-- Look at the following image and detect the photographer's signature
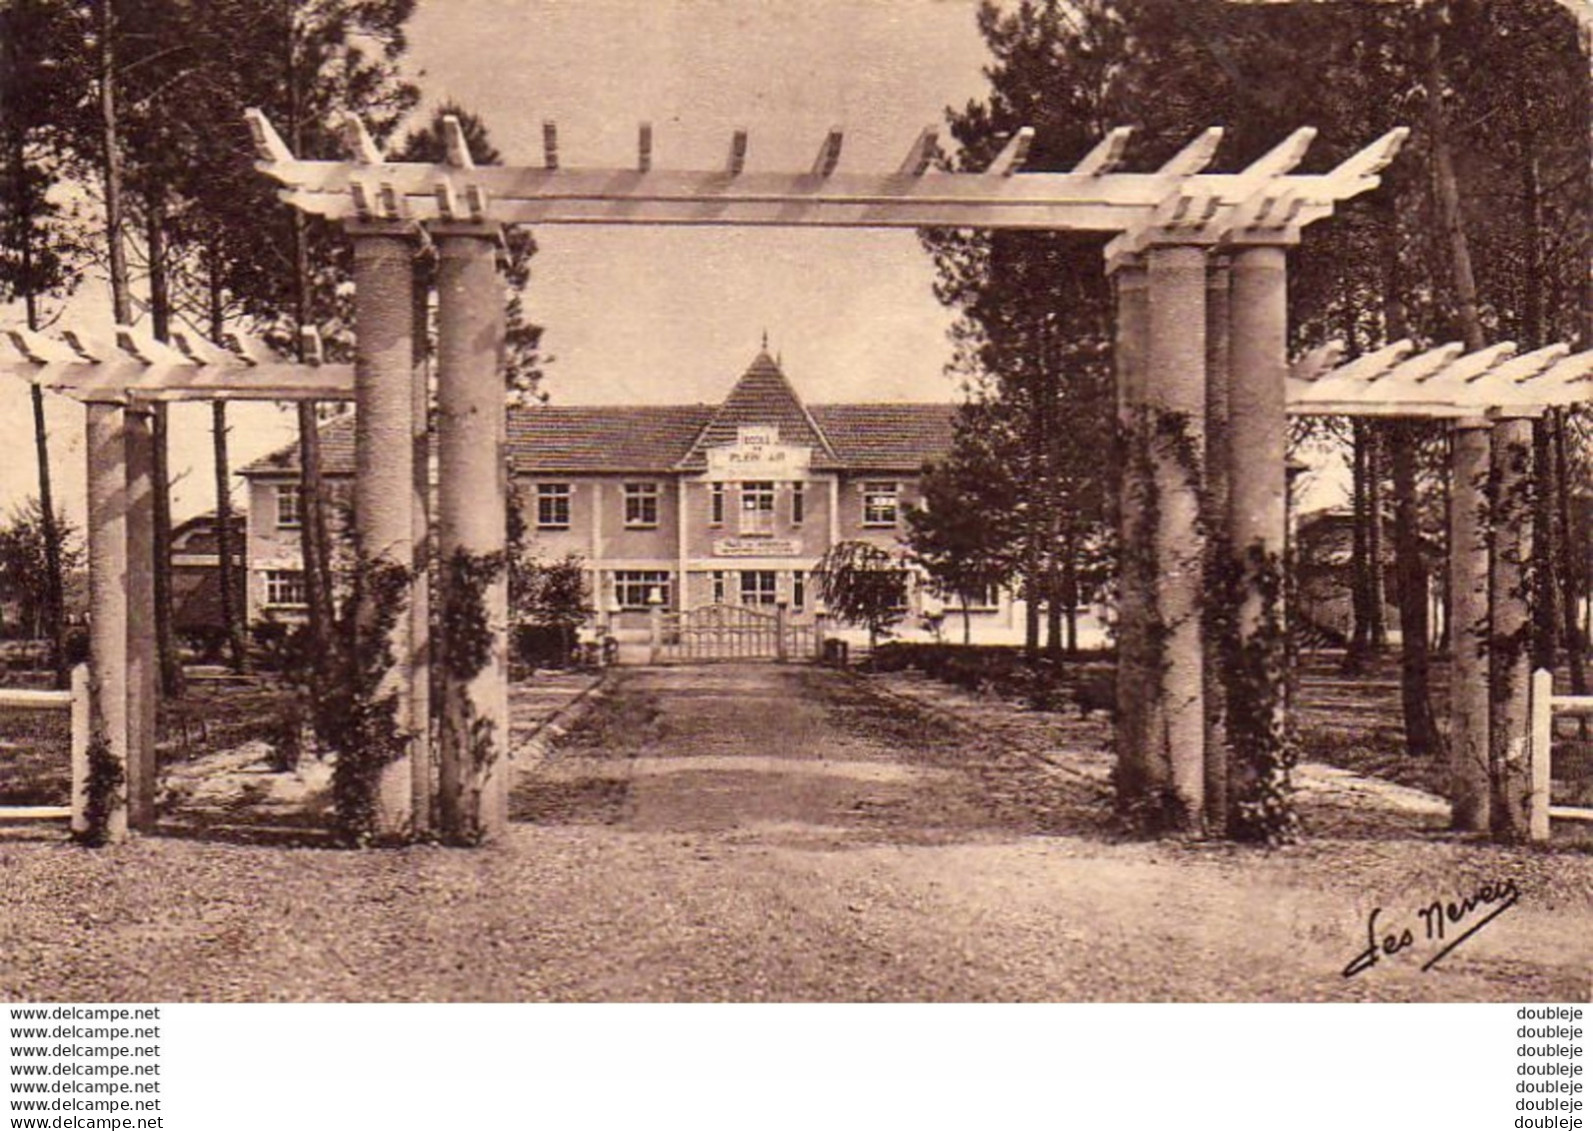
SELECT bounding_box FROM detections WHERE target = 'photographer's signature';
[1342,878,1520,977]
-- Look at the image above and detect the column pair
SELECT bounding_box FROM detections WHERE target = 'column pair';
[351,222,508,844]
[1113,243,1290,837]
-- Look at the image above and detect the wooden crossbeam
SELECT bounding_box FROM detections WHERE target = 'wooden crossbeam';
[1159,128,1225,176]
[342,117,384,165]
[1073,127,1133,176]
[812,128,844,178]
[898,127,938,177]
[442,116,474,169]
[251,112,1405,235]
[986,127,1034,177]
[1287,339,1593,418]
[0,326,354,403]
[542,120,559,171]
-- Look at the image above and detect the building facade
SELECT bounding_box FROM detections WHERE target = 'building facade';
[240,350,1047,643]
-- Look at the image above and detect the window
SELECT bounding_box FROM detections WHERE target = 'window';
[712,570,727,604]
[613,571,671,610]
[710,483,725,526]
[792,570,806,611]
[791,482,805,525]
[536,483,571,529]
[264,569,308,608]
[948,583,1001,611]
[740,481,775,536]
[862,481,900,527]
[624,482,660,528]
[739,570,778,606]
[275,484,302,529]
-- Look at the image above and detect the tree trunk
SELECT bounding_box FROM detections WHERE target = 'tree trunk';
[207,251,247,672]
[284,7,336,697]
[1391,421,1442,758]
[98,0,131,327]
[1366,425,1387,652]
[1344,420,1373,675]
[146,190,182,698]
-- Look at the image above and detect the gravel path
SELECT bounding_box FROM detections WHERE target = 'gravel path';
[2,663,1590,1002]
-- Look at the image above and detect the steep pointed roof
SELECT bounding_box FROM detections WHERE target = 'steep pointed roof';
[676,350,839,469]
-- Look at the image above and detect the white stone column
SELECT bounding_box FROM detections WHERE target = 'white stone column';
[352,228,417,840]
[84,401,129,842]
[1223,244,1291,837]
[1142,243,1208,831]
[434,227,509,844]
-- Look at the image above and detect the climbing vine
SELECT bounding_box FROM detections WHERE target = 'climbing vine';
[440,547,506,846]
[74,731,123,847]
[1112,406,1211,835]
[1213,542,1300,845]
[319,553,412,846]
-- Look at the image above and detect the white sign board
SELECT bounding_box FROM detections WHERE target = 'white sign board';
[705,427,812,481]
[713,537,804,558]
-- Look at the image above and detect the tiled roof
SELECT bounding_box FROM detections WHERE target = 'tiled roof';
[510,405,714,472]
[239,412,356,477]
[677,351,839,468]
[810,404,955,470]
[241,353,957,478]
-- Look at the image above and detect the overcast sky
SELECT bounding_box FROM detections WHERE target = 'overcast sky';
[0,0,992,527]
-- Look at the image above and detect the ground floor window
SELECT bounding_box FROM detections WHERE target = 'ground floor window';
[950,583,1002,611]
[712,570,727,603]
[263,569,308,608]
[792,570,806,611]
[739,570,778,606]
[614,570,671,610]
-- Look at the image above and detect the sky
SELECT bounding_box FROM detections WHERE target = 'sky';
[0,0,994,529]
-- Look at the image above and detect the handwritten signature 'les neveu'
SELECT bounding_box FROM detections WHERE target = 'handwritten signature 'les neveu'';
[1342,879,1521,978]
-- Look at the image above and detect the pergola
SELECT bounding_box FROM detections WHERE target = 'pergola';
[5,114,1416,843]
[1288,339,1593,838]
[0,324,353,841]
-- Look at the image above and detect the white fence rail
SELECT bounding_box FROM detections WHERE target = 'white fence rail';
[1529,667,1593,841]
[0,664,89,831]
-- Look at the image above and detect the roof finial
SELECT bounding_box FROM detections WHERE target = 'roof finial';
[761,328,769,352]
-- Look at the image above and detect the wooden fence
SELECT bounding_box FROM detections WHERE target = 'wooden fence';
[1529,667,1593,841]
[0,664,89,832]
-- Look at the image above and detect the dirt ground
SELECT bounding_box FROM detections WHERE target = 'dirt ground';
[2,662,1590,1002]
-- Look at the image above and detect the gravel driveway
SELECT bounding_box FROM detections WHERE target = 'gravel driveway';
[2,663,1590,1001]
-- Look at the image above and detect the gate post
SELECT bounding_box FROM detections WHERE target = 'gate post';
[776,601,789,662]
[1529,667,1553,842]
[351,227,418,839]
[1448,418,1492,831]
[434,225,509,844]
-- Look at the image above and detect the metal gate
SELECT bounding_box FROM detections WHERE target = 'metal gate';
[650,603,819,663]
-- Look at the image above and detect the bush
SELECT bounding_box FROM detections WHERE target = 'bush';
[863,642,1115,716]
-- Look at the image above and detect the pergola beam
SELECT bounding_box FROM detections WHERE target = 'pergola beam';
[250,112,1401,234]
[1286,340,1593,418]
[0,327,355,403]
